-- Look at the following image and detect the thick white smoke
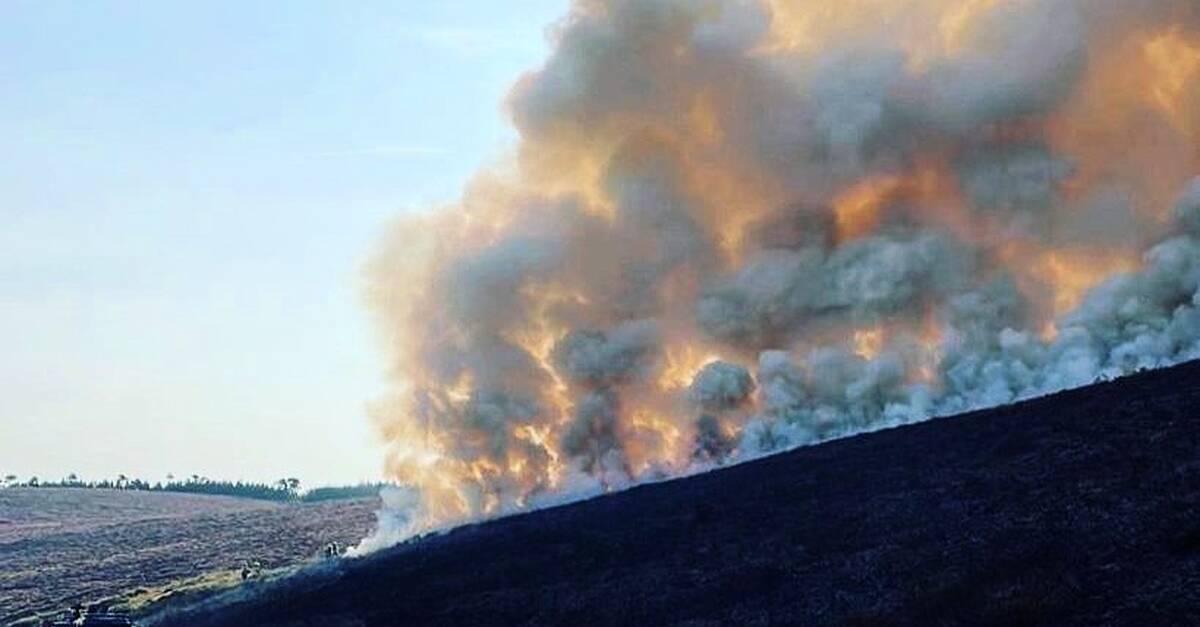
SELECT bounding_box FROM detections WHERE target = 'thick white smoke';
[357,0,1200,551]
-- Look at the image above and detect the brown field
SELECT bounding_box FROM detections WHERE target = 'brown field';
[0,488,377,624]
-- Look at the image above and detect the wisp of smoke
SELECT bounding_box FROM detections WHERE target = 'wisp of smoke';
[354,0,1200,552]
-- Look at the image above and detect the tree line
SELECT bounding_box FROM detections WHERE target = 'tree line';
[0,473,391,503]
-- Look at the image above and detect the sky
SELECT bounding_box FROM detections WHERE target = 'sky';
[0,0,569,487]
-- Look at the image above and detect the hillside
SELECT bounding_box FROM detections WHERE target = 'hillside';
[0,489,376,624]
[155,361,1200,626]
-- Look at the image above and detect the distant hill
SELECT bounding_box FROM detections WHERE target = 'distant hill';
[152,360,1200,626]
[0,488,377,624]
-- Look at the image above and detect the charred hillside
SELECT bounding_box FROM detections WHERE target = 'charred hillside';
[158,361,1200,626]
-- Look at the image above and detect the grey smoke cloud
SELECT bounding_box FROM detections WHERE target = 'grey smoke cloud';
[554,320,661,387]
[358,0,1200,550]
[697,231,972,347]
[689,361,755,411]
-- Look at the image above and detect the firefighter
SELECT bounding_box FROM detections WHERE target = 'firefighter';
[323,541,341,558]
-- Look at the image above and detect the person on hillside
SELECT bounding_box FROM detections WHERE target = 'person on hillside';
[322,542,340,559]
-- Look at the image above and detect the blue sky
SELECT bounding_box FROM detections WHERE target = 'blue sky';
[0,0,569,486]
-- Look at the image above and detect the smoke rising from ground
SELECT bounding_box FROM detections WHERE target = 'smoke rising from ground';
[357,0,1200,550]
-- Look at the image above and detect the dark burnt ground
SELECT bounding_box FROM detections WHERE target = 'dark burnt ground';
[158,361,1200,627]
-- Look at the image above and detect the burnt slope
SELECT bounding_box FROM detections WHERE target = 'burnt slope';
[158,361,1200,626]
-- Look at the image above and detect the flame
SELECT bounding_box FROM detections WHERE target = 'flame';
[763,0,1007,65]
[515,122,619,222]
[446,373,474,404]
[515,424,562,487]
[833,176,902,243]
[1143,28,1200,135]
[913,310,944,384]
[1036,250,1138,316]
[998,243,1141,340]
[935,0,1002,54]
[853,326,886,360]
[763,1,919,55]
[658,344,722,391]
[1048,23,1199,222]
[506,283,588,387]
[625,409,687,475]
[687,90,724,146]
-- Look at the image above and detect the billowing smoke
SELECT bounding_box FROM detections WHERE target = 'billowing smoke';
[357,0,1200,550]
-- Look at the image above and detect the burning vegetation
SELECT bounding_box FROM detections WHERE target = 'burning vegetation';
[358,0,1200,550]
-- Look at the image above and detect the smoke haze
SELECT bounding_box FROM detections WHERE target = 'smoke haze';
[356,0,1200,551]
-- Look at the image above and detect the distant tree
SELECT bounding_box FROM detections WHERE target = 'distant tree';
[301,483,395,502]
[0,470,320,501]
[155,477,296,501]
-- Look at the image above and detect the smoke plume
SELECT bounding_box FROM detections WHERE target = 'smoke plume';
[356,0,1200,551]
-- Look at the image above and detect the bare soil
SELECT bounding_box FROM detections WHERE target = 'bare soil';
[0,488,376,624]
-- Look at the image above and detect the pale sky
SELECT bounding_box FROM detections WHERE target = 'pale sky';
[0,1,569,487]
